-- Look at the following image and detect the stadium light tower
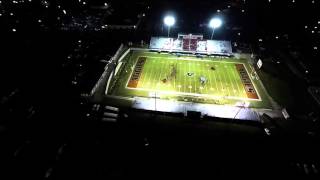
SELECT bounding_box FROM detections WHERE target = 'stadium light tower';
[164,15,175,37]
[209,18,222,39]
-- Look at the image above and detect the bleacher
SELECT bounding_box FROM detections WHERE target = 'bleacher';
[190,39,197,51]
[172,39,182,50]
[197,40,207,52]
[149,37,174,50]
[207,40,232,55]
[182,39,190,51]
[149,34,232,56]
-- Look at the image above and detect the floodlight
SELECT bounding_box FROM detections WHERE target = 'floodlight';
[209,18,223,39]
[164,16,175,26]
[164,15,176,37]
[209,18,222,29]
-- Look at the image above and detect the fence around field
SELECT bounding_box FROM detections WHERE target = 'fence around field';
[90,44,128,99]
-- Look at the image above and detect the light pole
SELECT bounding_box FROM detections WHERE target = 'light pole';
[164,16,175,37]
[209,18,222,40]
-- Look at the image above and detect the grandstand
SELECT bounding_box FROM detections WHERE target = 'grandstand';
[149,33,232,56]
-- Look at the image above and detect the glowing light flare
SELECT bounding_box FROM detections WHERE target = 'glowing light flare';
[209,18,222,29]
[164,16,175,27]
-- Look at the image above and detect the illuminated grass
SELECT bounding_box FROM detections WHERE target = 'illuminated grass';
[110,51,272,109]
[127,57,253,100]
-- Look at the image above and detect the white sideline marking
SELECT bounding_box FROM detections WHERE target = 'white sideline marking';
[126,86,261,101]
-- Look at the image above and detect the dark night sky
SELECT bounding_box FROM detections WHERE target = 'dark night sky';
[0,1,320,179]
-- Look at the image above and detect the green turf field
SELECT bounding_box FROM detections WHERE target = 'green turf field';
[128,56,256,100]
[109,51,272,109]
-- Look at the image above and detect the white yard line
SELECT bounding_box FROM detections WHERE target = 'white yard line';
[221,65,232,96]
[150,60,157,90]
[230,65,245,97]
[204,64,210,93]
[165,61,171,91]
[145,61,152,89]
[201,63,212,95]
[215,64,224,94]
[193,62,197,94]
[225,64,236,97]
[206,64,213,92]
[173,61,176,90]
[211,63,219,92]
[188,63,191,93]
[141,58,150,88]
[156,59,164,88]
[183,61,186,93]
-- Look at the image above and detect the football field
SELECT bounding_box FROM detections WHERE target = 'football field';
[125,55,260,101]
